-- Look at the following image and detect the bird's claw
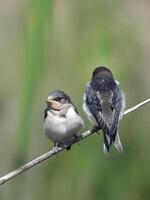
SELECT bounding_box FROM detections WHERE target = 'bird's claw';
[91,125,101,133]
[55,143,71,151]
[74,135,81,145]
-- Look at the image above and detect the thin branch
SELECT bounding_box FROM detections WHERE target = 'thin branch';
[0,98,150,185]
[124,98,150,116]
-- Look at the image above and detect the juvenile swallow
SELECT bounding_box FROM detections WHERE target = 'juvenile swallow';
[44,90,84,149]
[83,66,125,153]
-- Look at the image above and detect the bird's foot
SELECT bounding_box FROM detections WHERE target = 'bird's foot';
[55,142,71,151]
[91,125,101,134]
[74,135,81,145]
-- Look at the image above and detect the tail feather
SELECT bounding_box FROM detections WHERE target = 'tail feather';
[109,132,116,146]
[103,143,110,155]
[103,132,123,154]
[103,133,110,153]
[114,131,123,153]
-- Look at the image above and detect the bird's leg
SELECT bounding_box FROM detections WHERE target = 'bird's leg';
[91,125,101,135]
[74,134,81,145]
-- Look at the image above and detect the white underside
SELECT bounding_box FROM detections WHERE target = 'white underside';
[44,107,84,144]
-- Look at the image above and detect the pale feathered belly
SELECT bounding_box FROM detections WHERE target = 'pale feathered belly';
[44,115,83,143]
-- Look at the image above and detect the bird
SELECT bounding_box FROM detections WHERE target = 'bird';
[83,66,125,154]
[44,90,84,149]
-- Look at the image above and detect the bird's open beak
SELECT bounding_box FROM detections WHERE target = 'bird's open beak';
[46,99,61,111]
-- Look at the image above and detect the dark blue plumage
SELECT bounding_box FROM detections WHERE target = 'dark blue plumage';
[83,66,125,153]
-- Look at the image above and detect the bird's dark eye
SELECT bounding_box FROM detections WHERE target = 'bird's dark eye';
[54,97,62,102]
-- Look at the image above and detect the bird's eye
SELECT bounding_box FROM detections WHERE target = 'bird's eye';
[54,97,62,102]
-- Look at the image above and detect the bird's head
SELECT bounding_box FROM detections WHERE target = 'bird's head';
[92,66,113,80]
[46,90,71,111]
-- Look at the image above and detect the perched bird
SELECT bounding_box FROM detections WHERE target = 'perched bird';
[83,66,125,154]
[44,90,84,149]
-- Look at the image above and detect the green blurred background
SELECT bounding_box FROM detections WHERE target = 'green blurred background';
[0,0,150,199]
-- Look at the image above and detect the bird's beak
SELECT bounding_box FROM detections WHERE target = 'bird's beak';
[46,99,61,111]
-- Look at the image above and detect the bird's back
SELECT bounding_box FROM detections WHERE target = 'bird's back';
[91,76,116,126]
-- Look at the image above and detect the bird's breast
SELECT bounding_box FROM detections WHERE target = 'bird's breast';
[44,109,83,143]
[44,114,67,140]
